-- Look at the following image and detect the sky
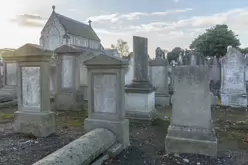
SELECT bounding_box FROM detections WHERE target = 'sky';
[1,0,248,57]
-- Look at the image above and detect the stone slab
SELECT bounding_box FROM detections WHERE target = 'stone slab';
[84,118,130,149]
[165,125,218,157]
[56,91,84,111]
[14,111,55,137]
[33,128,116,165]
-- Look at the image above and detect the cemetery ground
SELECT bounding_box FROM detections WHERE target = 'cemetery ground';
[0,105,248,165]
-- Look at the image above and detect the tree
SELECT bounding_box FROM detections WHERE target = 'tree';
[240,47,248,54]
[111,39,130,57]
[190,24,240,57]
[166,47,183,63]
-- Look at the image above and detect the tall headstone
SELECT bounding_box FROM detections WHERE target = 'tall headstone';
[245,54,248,93]
[209,56,221,96]
[220,47,247,107]
[13,44,55,137]
[150,56,170,106]
[54,45,84,111]
[182,52,205,65]
[125,36,155,120]
[165,64,218,157]
[84,54,130,149]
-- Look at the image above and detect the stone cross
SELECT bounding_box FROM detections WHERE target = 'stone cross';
[84,54,130,149]
[13,43,55,137]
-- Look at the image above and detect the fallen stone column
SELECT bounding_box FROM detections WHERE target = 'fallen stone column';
[33,128,116,165]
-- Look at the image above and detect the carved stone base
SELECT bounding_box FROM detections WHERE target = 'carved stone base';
[125,90,155,120]
[165,125,218,157]
[221,93,247,107]
[14,111,55,137]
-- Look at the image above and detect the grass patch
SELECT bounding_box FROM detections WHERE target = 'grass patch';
[0,112,14,120]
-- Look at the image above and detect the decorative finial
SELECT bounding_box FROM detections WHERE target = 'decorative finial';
[88,20,92,27]
[52,5,55,12]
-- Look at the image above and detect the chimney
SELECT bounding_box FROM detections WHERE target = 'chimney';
[88,20,92,28]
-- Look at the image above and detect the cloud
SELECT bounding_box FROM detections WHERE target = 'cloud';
[173,0,180,3]
[10,14,46,28]
[87,8,192,22]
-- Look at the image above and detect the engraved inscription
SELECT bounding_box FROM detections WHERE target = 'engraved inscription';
[22,67,40,109]
[93,74,117,113]
[61,56,73,88]
[6,63,17,86]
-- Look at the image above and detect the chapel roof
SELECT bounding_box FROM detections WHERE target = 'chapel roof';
[45,6,101,42]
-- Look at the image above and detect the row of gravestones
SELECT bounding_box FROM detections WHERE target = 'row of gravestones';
[152,46,248,108]
[6,39,218,159]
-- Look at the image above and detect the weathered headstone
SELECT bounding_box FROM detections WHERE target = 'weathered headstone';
[123,53,134,85]
[165,65,218,157]
[182,51,205,65]
[13,43,55,137]
[1,51,18,97]
[125,36,155,120]
[150,57,170,106]
[84,54,130,149]
[54,45,84,111]
[209,56,221,96]
[220,47,247,107]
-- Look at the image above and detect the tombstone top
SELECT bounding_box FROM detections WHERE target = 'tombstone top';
[1,50,15,58]
[55,44,104,55]
[84,54,128,68]
[149,57,169,66]
[183,51,205,65]
[220,47,245,65]
[209,56,220,66]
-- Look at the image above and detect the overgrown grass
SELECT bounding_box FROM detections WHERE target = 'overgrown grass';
[0,112,14,120]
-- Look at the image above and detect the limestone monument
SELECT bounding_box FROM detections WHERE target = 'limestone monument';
[209,56,221,96]
[149,55,170,107]
[13,43,55,137]
[84,54,130,149]
[125,36,155,120]
[54,45,84,111]
[220,46,247,107]
[165,54,218,157]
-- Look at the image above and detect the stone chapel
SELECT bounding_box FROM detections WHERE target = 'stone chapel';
[39,6,103,51]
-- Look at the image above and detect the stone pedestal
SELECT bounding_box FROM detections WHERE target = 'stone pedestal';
[150,57,170,107]
[165,65,218,157]
[13,43,55,137]
[55,45,84,111]
[84,54,130,149]
[125,36,155,120]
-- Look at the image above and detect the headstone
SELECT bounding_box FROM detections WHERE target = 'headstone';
[123,53,134,85]
[220,47,247,107]
[209,56,221,96]
[155,47,164,59]
[84,54,130,149]
[1,51,18,98]
[245,54,248,93]
[54,45,84,111]
[165,65,218,157]
[125,36,155,120]
[150,57,170,106]
[182,51,205,65]
[13,43,55,137]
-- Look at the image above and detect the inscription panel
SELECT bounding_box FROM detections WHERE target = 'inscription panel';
[93,74,117,113]
[61,56,73,88]
[6,63,17,86]
[22,67,40,109]
[222,57,246,93]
